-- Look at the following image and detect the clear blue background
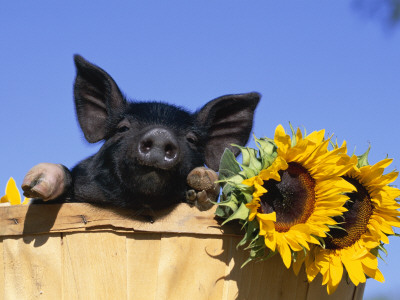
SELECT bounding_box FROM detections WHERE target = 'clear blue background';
[1,1,399,299]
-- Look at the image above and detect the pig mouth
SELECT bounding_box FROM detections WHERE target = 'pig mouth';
[136,158,178,171]
[132,165,180,188]
[140,168,165,180]
[120,160,187,197]
[135,165,176,175]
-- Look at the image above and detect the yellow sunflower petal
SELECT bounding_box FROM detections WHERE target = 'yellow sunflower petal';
[327,280,340,295]
[362,265,384,283]
[295,128,303,144]
[275,125,293,155]
[264,233,277,251]
[293,251,306,275]
[306,263,320,282]
[258,217,275,235]
[371,158,393,170]
[4,177,22,205]
[304,249,321,282]
[326,256,344,295]
[257,211,277,222]
[246,201,260,221]
[341,254,366,286]
[276,234,292,268]
[359,253,378,270]
[305,129,325,144]
[284,232,307,251]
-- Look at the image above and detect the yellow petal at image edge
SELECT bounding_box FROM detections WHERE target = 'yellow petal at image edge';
[3,177,22,205]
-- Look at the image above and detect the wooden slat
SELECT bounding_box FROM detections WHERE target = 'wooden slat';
[126,233,162,300]
[256,255,309,300]
[2,234,62,299]
[62,231,127,300]
[155,233,229,300]
[0,238,4,300]
[0,203,240,237]
[221,237,240,300]
[225,248,309,300]
[353,282,366,300]
[294,266,311,300]
[221,237,257,298]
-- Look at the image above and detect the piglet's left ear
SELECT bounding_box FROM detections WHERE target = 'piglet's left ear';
[195,92,260,171]
[74,55,126,143]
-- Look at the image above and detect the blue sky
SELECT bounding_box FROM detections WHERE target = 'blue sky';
[1,1,399,299]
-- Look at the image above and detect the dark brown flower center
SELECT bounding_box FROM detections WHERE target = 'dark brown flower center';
[258,162,316,232]
[325,176,373,250]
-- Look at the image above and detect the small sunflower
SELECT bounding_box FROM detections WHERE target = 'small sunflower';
[242,125,356,268]
[296,152,400,294]
[1,177,29,205]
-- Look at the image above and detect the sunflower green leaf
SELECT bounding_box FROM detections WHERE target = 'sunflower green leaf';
[357,146,370,168]
[218,148,241,180]
[221,202,249,226]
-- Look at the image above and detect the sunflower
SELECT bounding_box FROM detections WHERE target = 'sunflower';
[297,155,400,294]
[242,125,356,268]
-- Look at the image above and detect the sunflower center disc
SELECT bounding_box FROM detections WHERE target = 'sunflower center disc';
[325,176,373,250]
[259,162,316,232]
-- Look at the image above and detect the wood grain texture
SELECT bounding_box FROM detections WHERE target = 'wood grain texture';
[0,203,239,237]
[155,233,229,300]
[2,234,62,299]
[126,233,161,300]
[223,245,309,300]
[353,282,366,300]
[62,231,127,300]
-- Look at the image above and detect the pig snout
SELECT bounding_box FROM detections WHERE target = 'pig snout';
[137,128,180,170]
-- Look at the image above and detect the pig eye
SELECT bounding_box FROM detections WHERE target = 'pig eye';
[186,133,198,145]
[117,119,131,133]
[118,126,130,133]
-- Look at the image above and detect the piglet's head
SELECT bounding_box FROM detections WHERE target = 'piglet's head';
[73,55,260,208]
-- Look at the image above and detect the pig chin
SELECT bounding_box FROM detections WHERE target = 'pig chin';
[129,166,180,197]
[137,171,169,195]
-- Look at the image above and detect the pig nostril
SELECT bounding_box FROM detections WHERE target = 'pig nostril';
[140,140,153,153]
[164,144,177,160]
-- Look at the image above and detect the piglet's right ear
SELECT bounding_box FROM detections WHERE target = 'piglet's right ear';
[196,92,260,171]
[74,55,126,143]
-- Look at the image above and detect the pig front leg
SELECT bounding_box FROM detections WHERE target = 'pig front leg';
[22,163,72,201]
[186,167,220,211]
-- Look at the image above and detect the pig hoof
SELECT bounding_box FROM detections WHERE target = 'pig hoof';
[186,189,197,203]
[187,167,218,191]
[21,163,70,201]
[195,190,214,211]
[186,167,220,211]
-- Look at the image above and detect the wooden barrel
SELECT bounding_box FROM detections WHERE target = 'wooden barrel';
[0,203,364,299]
